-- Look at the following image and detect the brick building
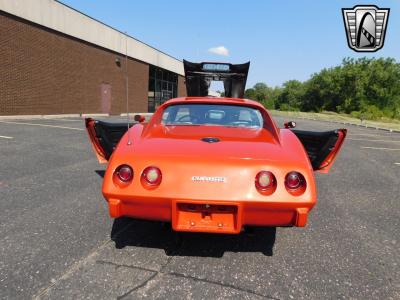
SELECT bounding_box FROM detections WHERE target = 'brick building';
[0,0,186,116]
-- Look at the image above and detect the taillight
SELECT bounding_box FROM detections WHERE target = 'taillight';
[285,171,306,195]
[115,165,133,182]
[142,166,162,186]
[255,171,276,195]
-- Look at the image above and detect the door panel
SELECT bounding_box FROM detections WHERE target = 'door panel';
[292,129,347,173]
[100,83,111,114]
[85,118,131,163]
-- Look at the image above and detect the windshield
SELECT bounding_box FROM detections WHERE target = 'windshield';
[161,104,263,128]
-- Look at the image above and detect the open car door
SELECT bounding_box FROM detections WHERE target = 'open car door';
[292,129,347,173]
[85,118,130,164]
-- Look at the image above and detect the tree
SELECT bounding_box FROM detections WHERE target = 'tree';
[244,57,400,120]
[276,80,304,111]
[244,83,278,109]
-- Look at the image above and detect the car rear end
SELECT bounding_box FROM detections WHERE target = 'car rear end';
[103,130,316,234]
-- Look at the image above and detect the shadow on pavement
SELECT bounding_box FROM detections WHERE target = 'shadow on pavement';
[111,217,276,257]
[95,170,105,178]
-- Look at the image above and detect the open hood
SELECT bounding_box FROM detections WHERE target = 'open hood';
[183,60,250,98]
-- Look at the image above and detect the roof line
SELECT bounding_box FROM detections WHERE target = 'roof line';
[55,0,181,63]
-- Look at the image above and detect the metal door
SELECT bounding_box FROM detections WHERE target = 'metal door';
[100,83,111,114]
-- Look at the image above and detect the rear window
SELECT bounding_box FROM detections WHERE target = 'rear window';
[161,104,263,128]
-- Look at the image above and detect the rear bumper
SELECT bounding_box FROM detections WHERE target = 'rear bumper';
[107,198,315,234]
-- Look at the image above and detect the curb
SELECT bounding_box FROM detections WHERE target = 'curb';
[81,113,109,117]
[0,113,152,120]
[0,114,82,120]
[120,113,153,117]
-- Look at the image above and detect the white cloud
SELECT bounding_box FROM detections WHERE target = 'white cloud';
[208,46,229,56]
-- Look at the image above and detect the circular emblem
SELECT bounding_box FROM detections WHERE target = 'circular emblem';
[201,137,220,143]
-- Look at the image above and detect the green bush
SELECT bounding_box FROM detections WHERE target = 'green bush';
[279,103,291,111]
[262,98,275,109]
[350,111,361,119]
[360,105,384,120]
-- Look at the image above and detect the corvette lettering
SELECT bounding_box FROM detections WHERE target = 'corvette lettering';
[191,176,227,183]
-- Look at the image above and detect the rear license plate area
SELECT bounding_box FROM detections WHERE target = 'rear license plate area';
[173,202,240,233]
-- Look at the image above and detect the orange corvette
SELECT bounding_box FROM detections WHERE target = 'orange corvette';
[85,61,346,234]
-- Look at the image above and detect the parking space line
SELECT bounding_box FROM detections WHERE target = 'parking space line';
[32,220,136,299]
[0,135,13,139]
[395,163,400,165]
[348,138,400,143]
[361,146,400,151]
[0,121,84,131]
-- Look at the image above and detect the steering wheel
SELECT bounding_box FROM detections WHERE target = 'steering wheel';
[176,114,199,123]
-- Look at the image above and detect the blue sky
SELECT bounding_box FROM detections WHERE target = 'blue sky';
[60,0,400,88]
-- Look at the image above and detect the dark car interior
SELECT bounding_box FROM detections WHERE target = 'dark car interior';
[162,104,263,128]
[292,129,346,170]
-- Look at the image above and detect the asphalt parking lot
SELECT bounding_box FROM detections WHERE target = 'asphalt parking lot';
[0,115,399,299]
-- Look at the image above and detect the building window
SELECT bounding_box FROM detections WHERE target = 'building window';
[148,65,178,112]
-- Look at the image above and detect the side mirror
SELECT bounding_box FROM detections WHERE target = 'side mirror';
[284,121,296,129]
[134,114,145,123]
